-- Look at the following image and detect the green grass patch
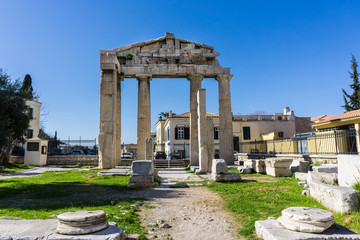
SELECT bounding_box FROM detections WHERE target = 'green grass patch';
[228,167,240,173]
[207,174,360,239]
[2,163,36,173]
[0,170,147,235]
[183,166,194,173]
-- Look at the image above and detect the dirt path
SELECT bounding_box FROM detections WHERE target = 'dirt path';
[135,169,242,240]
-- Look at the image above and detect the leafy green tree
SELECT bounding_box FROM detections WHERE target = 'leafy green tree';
[342,55,360,111]
[20,74,33,99]
[0,69,31,165]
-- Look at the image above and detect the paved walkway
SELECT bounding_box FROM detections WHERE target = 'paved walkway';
[0,166,72,180]
[155,168,210,188]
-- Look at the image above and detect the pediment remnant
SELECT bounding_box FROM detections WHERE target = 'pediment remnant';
[100,32,230,78]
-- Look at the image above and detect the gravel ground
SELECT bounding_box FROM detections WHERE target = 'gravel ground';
[138,186,241,240]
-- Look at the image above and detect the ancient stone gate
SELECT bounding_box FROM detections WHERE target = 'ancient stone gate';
[99,33,234,169]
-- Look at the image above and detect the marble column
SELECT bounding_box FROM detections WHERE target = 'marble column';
[207,117,214,171]
[115,76,123,166]
[197,88,209,173]
[216,74,234,164]
[145,137,154,160]
[98,69,118,169]
[188,74,203,166]
[137,74,152,160]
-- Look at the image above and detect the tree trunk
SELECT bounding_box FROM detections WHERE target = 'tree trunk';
[0,145,14,166]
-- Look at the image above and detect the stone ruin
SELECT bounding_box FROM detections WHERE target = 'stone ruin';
[300,164,360,214]
[212,159,241,182]
[256,207,360,240]
[0,210,127,240]
[98,32,234,169]
[128,160,158,188]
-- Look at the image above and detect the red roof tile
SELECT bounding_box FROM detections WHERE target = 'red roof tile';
[313,109,360,125]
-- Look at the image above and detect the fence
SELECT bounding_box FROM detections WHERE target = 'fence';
[58,138,97,148]
[239,129,359,155]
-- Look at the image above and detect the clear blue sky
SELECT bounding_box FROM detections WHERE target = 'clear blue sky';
[1,0,360,143]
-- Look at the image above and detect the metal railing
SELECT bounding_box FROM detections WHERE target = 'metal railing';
[239,129,359,155]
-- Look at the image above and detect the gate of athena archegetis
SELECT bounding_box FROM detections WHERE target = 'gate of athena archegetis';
[98,32,234,169]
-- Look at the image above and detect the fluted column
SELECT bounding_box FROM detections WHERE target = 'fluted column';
[188,74,204,166]
[137,74,152,160]
[216,74,234,164]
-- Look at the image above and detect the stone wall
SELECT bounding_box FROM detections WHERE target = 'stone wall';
[10,155,138,166]
[237,153,337,164]
[47,156,99,165]
[9,156,24,164]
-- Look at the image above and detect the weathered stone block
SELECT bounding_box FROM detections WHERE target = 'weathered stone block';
[0,219,127,240]
[309,180,360,213]
[241,168,252,174]
[131,160,153,175]
[265,158,292,177]
[278,207,334,233]
[266,167,292,177]
[295,172,308,181]
[212,172,241,182]
[56,211,108,235]
[265,158,293,168]
[243,159,255,169]
[127,182,158,188]
[307,171,338,185]
[255,219,360,240]
[255,159,266,173]
[291,160,310,173]
[211,159,228,174]
[313,164,338,173]
[129,175,154,183]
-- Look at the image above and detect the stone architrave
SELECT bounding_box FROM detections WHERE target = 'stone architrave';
[145,137,154,160]
[188,74,203,166]
[207,118,214,171]
[216,74,234,165]
[98,52,120,169]
[137,74,152,160]
[197,89,209,173]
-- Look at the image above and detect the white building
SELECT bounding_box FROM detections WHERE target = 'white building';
[25,97,42,139]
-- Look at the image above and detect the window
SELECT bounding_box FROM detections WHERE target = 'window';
[243,127,251,140]
[278,132,284,138]
[27,142,39,151]
[278,116,282,120]
[41,146,47,154]
[214,127,219,140]
[29,108,34,119]
[175,127,189,140]
[167,129,170,141]
[27,129,33,139]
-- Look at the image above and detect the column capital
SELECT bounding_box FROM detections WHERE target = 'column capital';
[216,74,233,81]
[187,74,204,82]
[136,74,152,81]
